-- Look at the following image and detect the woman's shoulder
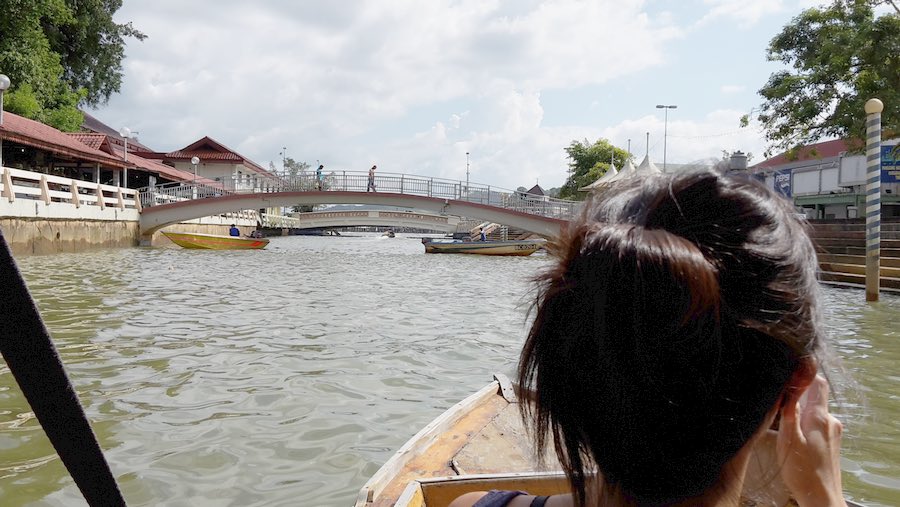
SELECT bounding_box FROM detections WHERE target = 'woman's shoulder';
[449,490,562,507]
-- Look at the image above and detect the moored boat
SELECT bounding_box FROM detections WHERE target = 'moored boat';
[422,238,544,256]
[355,375,868,507]
[162,231,270,250]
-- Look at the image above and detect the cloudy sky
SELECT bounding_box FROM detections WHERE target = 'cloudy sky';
[96,0,826,191]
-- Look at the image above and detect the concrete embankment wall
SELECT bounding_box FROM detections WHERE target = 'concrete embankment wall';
[1,218,140,256]
[0,219,249,257]
[1,169,259,256]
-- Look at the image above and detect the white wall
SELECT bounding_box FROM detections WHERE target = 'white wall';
[839,154,866,186]
[793,171,820,195]
[821,167,840,192]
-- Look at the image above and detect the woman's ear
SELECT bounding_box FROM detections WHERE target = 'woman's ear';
[785,356,816,399]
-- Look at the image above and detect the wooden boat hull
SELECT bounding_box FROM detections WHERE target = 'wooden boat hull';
[355,375,553,507]
[356,375,865,507]
[423,240,544,256]
[162,232,269,250]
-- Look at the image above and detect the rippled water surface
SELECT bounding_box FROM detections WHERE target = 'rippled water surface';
[2,234,898,506]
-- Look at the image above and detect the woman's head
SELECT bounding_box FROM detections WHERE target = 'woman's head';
[518,169,824,506]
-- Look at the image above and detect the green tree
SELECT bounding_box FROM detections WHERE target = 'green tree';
[0,0,144,130]
[559,138,631,200]
[754,0,900,155]
[43,0,147,107]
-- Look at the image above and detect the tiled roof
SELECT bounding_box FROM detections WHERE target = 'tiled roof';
[526,184,545,196]
[165,150,243,162]
[0,112,127,168]
[117,150,191,182]
[67,133,107,151]
[167,136,271,175]
[80,111,153,152]
[751,139,860,170]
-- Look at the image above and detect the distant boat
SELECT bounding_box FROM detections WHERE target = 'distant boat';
[422,238,544,256]
[383,230,396,238]
[162,231,270,250]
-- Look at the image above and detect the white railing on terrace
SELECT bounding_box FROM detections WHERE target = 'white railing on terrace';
[260,213,301,228]
[1,166,141,212]
[139,171,580,220]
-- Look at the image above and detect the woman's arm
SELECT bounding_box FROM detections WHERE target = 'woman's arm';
[776,376,847,507]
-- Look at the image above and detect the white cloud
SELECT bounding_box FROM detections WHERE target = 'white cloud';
[696,0,785,28]
[99,0,684,188]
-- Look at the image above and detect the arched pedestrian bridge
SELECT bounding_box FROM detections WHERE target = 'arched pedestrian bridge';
[138,170,579,239]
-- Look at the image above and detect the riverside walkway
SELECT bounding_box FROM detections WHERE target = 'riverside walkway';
[138,170,580,239]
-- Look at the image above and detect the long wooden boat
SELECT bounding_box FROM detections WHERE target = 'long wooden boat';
[422,239,544,256]
[162,231,269,250]
[355,375,867,507]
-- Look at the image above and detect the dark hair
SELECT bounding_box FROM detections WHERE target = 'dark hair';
[518,169,823,506]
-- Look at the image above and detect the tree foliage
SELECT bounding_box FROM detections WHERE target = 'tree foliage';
[0,0,144,130]
[558,138,631,200]
[43,0,147,107]
[284,157,310,176]
[756,0,900,155]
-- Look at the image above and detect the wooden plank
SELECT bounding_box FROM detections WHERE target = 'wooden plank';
[360,386,510,507]
[394,481,426,507]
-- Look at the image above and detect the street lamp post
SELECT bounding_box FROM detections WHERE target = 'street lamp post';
[0,74,10,169]
[191,156,200,199]
[656,104,677,172]
[119,127,133,187]
[191,156,199,183]
[465,151,470,198]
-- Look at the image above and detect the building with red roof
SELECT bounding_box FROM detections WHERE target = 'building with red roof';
[142,136,277,188]
[0,111,207,189]
[1,112,127,172]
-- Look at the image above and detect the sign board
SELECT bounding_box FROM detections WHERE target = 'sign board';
[883,145,900,183]
[773,169,792,198]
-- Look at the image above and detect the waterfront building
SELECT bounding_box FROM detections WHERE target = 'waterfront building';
[750,138,900,219]
[143,136,278,190]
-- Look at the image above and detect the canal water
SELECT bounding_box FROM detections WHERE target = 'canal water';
[1,234,898,506]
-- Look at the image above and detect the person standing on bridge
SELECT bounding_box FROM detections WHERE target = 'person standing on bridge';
[316,164,324,190]
[367,165,377,192]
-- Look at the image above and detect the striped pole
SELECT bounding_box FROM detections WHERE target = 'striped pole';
[864,98,883,302]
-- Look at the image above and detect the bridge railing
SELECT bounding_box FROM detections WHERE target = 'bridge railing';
[139,170,580,220]
[139,181,233,206]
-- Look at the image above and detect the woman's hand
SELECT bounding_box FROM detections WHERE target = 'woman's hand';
[776,375,846,507]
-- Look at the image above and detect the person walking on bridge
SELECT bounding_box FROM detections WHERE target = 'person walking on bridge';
[367,165,377,192]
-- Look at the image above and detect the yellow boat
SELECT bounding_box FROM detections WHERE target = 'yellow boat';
[422,239,544,256]
[162,231,270,250]
[355,375,867,507]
